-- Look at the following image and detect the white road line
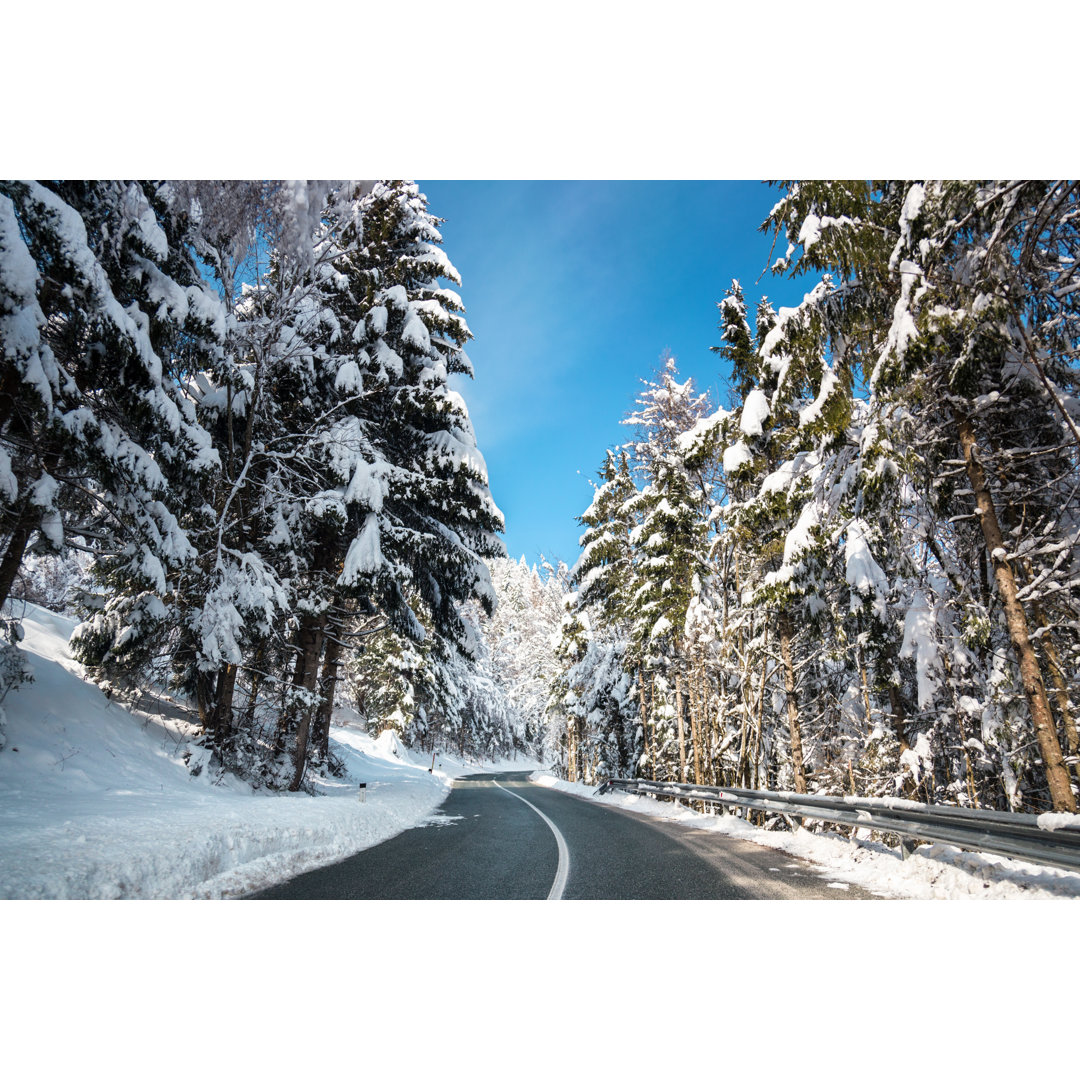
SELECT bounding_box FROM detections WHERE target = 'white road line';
[492,780,570,901]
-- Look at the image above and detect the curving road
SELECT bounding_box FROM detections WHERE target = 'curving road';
[246,772,878,900]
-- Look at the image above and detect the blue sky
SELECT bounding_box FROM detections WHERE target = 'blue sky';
[419,181,811,569]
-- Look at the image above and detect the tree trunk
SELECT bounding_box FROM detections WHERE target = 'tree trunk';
[778,611,808,795]
[1037,624,1080,786]
[312,631,344,761]
[567,715,578,783]
[888,683,910,752]
[697,659,715,784]
[751,652,769,791]
[242,644,266,733]
[194,669,216,731]
[0,510,36,611]
[207,663,237,745]
[954,409,1076,812]
[674,664,688,783]
[688,661,703,785]
[0,363,23,437]
[288,612,326,792]
[1020,560,1080,787]
[638,668,653,781]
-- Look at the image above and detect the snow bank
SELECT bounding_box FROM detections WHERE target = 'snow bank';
[531,774,1080,900]
[0,603,468,899]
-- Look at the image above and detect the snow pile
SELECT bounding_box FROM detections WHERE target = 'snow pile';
[531,773,1080,900]
[0,603,465,899]
[739,387,770,436]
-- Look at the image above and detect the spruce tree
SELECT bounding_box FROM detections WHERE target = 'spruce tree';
[621,356,716,782]
[1,181,221,682]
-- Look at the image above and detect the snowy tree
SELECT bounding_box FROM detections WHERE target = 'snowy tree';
[562,451,644,779]
[620,356,717,782]
[763,180,1080,811]
[481,556,567,761]
[1,181,221,683]
[271,181,507,788]
[3,180,506,790]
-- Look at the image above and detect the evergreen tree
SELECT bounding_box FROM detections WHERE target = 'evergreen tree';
[621,356,716,782]
[1,181,221,682]
[763,180,1079,811]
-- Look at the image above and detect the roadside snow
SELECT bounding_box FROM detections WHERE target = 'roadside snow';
[531,773,1080,900]
[10,600,1075,903]
[0,602,524,900]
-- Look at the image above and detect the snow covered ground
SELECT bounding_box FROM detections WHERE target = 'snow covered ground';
[532,774,1080,899]
[3,601,1078,902]
[0,602,535,900]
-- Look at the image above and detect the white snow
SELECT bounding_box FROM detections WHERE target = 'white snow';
[676,406,729,454]
[401,310,431,352]
[798,358,838,428]
[722,441,754,474]
[334,359,363,394]
[339,512,384,583]
[797,212,822,253]
[0,446,17,503]
[900,591,942,709]
[844,518,889,621]
[740,387,770,436]
[780,497,821,565]
[0,194,41,300]
[344,458,386,512]
[532,773,1080,900]
[0,602,494,899]
[6,602,1076,904]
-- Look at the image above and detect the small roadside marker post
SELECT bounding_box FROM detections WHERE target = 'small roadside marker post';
[358,782,367,803]
[430,751,436,773]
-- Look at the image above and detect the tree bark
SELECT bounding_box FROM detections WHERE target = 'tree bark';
[0,510,36,611]
[195,669,216,731]
[751,652,769,791]
[697,659,713,784]
[674,664,688,783]
[241,644,266,733]
[954,409,1076,812]
[1036,623,1080,786]
[288,612,326,791]
[312,631,344,761]
[0,363,22,437]
[688,661,703,785]
[1017,558,1080,787]
[778,611,808,795]
[207,663,237,745]
[638,668,653,781]
[567,715,578,783]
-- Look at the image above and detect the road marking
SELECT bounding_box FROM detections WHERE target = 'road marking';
[492,780,570,901]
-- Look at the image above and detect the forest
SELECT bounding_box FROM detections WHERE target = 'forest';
[2,180,1079,818]
[554,181,1080,816]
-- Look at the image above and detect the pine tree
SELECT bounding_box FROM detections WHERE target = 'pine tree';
[1,181,221,681]
[277,181,506,788]
[621,355,716,782]
[762,180,1079,812]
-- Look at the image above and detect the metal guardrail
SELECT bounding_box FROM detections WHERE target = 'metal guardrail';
[593,778,1080,874]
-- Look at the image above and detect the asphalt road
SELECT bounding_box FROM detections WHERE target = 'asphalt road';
[246,772,878,900]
